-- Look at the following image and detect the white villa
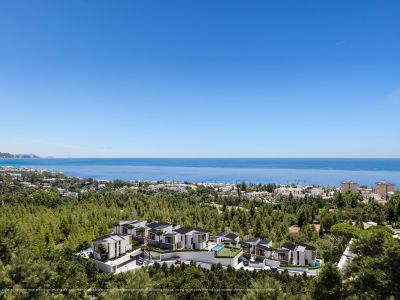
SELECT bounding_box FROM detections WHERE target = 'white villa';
[92,233,132,261]
[210,232,240,246]
[276,242,317,266]
[240,239,317,267]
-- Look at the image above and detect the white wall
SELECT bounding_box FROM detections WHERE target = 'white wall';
[108,242,116,259]
[120,238,132,254]
[160,251,213,262]
[93,260,115,273]
[92,249,142,273]
[293,250,316,265]
[183,233,194,248]
[249,261,265,269]
[304,250,315,265]
[157,250,239,267]
[293,251,304,265]
[265,259,280,267]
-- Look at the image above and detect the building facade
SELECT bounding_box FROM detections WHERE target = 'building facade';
[375,181,395,200]
[340,181,359,192]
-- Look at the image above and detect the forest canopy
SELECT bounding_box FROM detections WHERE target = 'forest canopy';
[0,177,400,299]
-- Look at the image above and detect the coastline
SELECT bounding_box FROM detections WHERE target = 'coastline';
[1,164,399,189]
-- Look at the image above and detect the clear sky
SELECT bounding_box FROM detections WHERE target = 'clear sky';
[0,0,399,158]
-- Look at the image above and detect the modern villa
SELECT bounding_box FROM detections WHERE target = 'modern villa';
[114,220,209,250]
[210,232,240,246]
[91,219,317,273]
[92,233,132,261]
[277,242,317,265]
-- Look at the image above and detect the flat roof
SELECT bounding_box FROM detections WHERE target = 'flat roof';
[245,237,260,243]
[93,233,127,243]
[295,245,306,252]
[376,181,395,185]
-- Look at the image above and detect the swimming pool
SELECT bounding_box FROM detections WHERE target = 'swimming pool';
[80,248,93,257]
[212,245,224,251]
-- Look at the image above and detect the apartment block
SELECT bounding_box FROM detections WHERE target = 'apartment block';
[340,181,359,192]
[375,181,396,200]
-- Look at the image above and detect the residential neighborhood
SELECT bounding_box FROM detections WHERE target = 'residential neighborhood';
[1,167,396,206]
[1,165,399,298]
[340,180,396,203]
[88,219,319,275]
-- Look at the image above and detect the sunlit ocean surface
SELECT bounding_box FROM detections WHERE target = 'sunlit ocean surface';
[1,158,400,187]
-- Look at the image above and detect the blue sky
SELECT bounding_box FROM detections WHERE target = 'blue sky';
[0,0,399,158]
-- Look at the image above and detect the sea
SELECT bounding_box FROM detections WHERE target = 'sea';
[1,158,400,187]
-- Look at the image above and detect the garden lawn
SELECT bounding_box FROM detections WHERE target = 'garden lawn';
[216,246,241,258]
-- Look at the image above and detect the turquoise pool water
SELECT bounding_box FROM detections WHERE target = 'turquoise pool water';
[212,245,224,251]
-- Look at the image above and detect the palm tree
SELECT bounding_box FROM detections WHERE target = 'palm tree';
[137,227,145,238]
[155,229,164,248]
[137,227,146,245]
[97,244,108,261]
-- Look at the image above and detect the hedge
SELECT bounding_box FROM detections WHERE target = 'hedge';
[280,263,321,270]
[144,246,208,254]
[280,264,310,268]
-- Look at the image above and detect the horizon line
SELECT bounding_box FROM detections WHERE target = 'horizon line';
[6,156,400,159]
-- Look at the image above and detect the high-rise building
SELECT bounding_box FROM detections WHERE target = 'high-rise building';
[340,181,359,192]
[375,182,395,200]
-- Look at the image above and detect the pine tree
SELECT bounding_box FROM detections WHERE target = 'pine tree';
[319,222,324,238]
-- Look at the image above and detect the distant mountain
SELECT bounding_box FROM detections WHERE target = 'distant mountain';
[0,152,39,158]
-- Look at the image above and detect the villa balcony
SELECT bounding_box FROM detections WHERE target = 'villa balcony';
[132,236,145,244]
[159,242,175,250]
[146,239,160,247]
[242,253,252,260]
